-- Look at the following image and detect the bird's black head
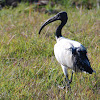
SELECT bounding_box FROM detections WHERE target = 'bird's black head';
[56,11,68,23]
[39,11,68,34]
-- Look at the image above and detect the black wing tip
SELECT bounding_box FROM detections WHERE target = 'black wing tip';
[89,69,96,74]
[85,70,96,74]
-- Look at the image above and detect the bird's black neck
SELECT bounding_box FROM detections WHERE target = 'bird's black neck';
[55,21,66,38]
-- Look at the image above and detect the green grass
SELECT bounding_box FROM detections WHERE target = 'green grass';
[0,3,100,100]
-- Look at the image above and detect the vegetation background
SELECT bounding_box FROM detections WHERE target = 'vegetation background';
[0,0,100,99]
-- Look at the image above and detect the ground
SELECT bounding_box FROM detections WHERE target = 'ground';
[0,3,100,99]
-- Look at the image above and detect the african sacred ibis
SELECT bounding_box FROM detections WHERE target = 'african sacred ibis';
[39,11,95,88]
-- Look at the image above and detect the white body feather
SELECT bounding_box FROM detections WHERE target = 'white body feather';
[54,37,86,71]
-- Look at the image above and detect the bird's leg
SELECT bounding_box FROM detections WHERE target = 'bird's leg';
[69,71,73,84]
[65,71,73,90]
[61,65,71,89]
[58,65,73,90]
[65,74,71,89]
[58,65,68,89]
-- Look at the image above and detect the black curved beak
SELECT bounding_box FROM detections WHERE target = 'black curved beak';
[38,15,59,34]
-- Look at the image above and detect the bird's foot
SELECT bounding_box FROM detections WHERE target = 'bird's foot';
[58,83,71,90]
[58,84,71,93]
[58,85,66,89]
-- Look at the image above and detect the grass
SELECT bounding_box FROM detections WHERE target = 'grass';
[0,3,100,100]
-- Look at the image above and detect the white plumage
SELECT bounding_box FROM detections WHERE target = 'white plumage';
[54,37,82,69]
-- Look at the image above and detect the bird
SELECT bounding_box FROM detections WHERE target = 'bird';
[38,11,95,89]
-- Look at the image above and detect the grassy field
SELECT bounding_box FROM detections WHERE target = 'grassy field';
[0,3,100,100]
